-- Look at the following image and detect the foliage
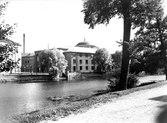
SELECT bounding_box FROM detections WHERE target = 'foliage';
[82,0,163,90]
[0,2,19,73]
[111,51,122,69]
[0,43,20,72]
[127,73,139,88]
[131,5,167,76]
[82,0,162,29]
[39,49,68,74]
[107,68,139,91]
[92,48,112,72]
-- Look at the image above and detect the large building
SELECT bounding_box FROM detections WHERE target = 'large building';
[21,39,99,73]
[60,40,99,73]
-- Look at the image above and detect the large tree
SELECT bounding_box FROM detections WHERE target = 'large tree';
[92,48,112,72]
[82,0,163,90]
[39,48,68,75]
[133,9,167,77]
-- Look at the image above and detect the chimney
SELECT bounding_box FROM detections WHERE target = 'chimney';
[23,34,25,53]
[48,43,49,49]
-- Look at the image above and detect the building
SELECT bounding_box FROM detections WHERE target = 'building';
[21,53,35,72]
[27,40,99,73]
[61,40,99,73]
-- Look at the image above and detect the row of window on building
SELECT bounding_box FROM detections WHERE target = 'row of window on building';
[23,60,30,64]
[73,59,93,64]
[73,65,94,72]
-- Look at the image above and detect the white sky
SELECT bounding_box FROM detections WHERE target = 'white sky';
[1,0,167,54]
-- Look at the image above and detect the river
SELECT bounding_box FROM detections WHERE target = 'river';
[0,78,108,121]
[0,75,165,122]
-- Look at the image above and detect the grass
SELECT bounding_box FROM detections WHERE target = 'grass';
[8,80,167,123]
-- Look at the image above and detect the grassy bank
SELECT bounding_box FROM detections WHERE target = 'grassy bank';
[10,80,167,123]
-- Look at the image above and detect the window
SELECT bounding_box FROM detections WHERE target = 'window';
[91,66,94,70]
[73,66,76,72]
[86,66,88,70]
[86,60,88,64]
[85,54,88,57]
[27,61,29,63]
[80,60,82,64]
[73,59,76,64]
[80,66,82,71]
[79,53,82,57]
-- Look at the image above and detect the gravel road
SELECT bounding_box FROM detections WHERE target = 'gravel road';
[42,82,167,123]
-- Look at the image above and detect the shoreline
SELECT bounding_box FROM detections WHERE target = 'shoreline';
[0,74,67,83]
[9,80,167,123]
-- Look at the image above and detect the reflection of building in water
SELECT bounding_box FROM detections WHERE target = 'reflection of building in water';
[58,40,99,73]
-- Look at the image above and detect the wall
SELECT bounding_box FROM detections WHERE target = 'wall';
[21,55,35,72]
[64,52,96,73]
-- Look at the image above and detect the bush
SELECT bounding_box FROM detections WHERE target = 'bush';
[127,73,139,88]
[107,69,139,91]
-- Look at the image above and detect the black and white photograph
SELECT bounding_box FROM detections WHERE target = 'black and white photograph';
[0,0,167,122]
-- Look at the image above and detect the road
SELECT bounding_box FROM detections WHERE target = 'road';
[43,82,167,123]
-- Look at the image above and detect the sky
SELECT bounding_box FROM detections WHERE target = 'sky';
[1,0,167,55]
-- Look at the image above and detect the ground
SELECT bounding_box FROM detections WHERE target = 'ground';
[41,81,167,123]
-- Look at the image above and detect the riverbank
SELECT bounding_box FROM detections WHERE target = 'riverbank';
[0,73,67,83]
[9,80,167,123]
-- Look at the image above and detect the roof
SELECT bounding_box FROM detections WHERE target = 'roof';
[75,41,98,49]
[0,38,21,46]
[76,41,90,46]
[21,53,35,57]
[63,47,97,54]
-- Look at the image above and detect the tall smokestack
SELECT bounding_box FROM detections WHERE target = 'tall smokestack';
[23,34,25,54]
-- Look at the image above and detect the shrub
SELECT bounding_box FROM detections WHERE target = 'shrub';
[107,69,139,91]
[127,73,139,88]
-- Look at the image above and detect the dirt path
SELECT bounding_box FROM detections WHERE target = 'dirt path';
[42,82,167,123]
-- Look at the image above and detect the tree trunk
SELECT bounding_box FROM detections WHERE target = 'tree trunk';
[118,0,132,90]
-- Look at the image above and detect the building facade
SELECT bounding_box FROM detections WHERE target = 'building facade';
[23,40,99,73]
[62,41,98,73]
[21,53,35,72]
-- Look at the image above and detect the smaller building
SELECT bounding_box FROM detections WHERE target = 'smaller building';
[21,53,35,72]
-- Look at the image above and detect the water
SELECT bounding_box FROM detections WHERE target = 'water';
[0,78,108,121]
[0,75,165,121]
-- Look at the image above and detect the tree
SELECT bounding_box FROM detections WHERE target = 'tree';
[39,48,68,75]
[132,5,167,77]
[0,2,19,73]
[111,51,122,70]
[82,0,163,90]
[92,48,112,72]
